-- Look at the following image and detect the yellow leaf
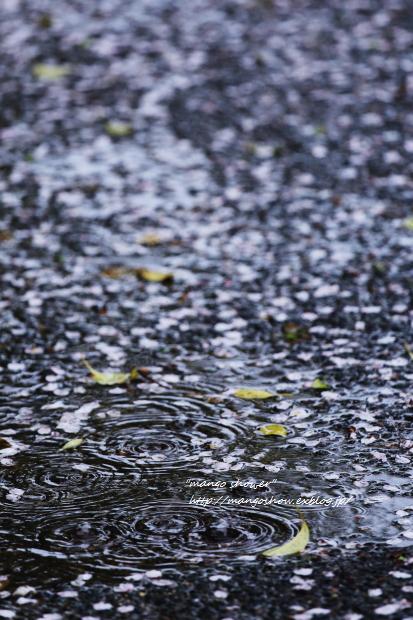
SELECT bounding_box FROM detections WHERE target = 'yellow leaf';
[233,388,274,400]
[83,360,136,385]
[33,63,70,80]
[404,343,413,361]
[134,268,174,283]
[139,233,162,246]
[59,437,84,451]
[105,121,133,137]
[403,217,413,231]
[259,424,288,437]
[262,521,310,557]
[311,378,329,390]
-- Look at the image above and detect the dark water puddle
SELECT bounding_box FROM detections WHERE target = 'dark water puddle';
[1,374,412,583]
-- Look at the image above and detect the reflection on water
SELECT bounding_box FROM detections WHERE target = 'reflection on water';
[1,374,412,582]
[6,502,297,573]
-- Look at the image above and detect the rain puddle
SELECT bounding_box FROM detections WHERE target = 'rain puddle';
[1,358,412,583]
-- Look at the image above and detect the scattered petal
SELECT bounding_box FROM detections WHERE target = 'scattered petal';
[375,601,411,616]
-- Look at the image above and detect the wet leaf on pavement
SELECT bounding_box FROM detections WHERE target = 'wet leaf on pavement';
[311,378,330,390]
[33,63,71,80]
[134,268,174,283]
[139,233,163,246]
[83,360,138,385]
[105,121,133,137]
[233,388,275,400]
[403,217,413,231]
[404,343,413,361]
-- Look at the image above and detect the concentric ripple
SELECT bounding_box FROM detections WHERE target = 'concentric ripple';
[0,454,141,514]
[7,500,297,572]
[92,396,249,474]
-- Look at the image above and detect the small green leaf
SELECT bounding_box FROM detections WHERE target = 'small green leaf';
[403,217,413,231]
[38,13,53,29]
[233,388,275,400]
[33,63,70,80]
[83,360,137,385]
[311,378,329,390]
[262,520,310,557]
[134,268,174,283]
[259,424,288,437]
[282,322,309,343]
[105,121,133,138]
[59,437,84,451]
[372,261,386,275]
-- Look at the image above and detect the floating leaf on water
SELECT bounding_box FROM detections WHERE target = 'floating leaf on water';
[134,268,174,284]
[105,121,133,138]
[233,388,275,400]
[33,63,70,80]
[259,424,288,437]
[83,360,137,385]
[262,520,310,557]
[404,343,413,361]
[59,437,84,451]
[0,437,12,450]
[403,217,413,231]
[311,378,329,390]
